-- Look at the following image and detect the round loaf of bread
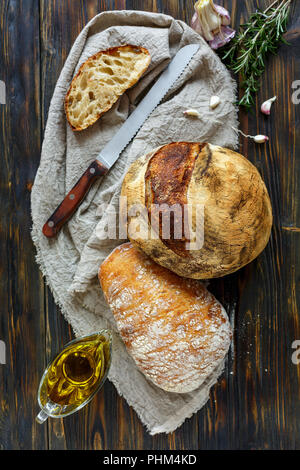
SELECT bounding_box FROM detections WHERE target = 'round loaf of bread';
[99,242,232,393]
[121,142,273,279]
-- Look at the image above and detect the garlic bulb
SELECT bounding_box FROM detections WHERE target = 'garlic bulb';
[191,0,236,49]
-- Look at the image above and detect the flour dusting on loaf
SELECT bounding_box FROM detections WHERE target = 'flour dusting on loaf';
[99,243,232,393]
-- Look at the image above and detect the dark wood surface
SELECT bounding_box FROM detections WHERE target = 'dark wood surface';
[0,0,299,450]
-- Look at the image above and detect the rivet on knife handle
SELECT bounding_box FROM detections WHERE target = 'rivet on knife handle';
[42,160,108,238]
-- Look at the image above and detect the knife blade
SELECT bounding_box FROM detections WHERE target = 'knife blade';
[43,43,200,238]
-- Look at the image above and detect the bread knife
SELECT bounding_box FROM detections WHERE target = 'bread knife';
[42,43,200,238]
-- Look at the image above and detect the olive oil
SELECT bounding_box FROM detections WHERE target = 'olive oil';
[36,331,111,423]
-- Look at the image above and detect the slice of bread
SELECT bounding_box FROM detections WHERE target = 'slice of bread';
[65,45,151,131]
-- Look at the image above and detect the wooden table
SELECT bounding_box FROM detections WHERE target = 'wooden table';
[0,0,299,450]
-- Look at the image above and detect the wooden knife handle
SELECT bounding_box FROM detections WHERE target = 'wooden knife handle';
[42,160,108,238]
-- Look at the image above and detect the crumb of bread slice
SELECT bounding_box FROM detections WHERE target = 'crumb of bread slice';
[65,45,151,131]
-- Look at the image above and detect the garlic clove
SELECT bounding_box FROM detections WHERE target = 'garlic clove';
[232,126,269,144]
[210,95,221,109]
[261,96,277,115]
[253,135,269,144]
[191,11,204,35]
[213,5,231,25]
[209,26,236,50]
[184,109,200,118]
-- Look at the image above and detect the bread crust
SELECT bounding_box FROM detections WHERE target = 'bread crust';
[121,142,273,279]
[145,142,206,256]
[99,242,232,393]
[65,45,151,131]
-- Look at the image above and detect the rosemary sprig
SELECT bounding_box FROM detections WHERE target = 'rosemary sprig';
[222,0,291,111]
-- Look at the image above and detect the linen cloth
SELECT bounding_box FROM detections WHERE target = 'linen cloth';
[31,10,238,435]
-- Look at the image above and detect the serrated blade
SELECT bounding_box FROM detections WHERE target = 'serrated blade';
[97,43,200,169]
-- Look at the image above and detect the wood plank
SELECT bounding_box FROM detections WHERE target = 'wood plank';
[40,0,87,450]
[0,0,47,450]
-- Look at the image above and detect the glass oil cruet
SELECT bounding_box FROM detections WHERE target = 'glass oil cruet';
[36,330,112,423]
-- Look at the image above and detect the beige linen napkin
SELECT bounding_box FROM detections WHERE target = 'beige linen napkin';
[31,10,238,435]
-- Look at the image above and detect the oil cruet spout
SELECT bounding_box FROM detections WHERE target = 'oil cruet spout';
[36,410,48,424]
[35,403,59,424]
[36,330,112,423]
[36,399,62,423]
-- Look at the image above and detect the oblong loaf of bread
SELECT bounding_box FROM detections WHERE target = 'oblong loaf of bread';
[65,45,151,131]
[99,242,232,393]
